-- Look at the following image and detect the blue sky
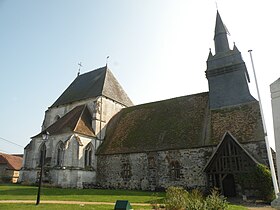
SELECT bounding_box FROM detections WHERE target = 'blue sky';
[1,0,280,154]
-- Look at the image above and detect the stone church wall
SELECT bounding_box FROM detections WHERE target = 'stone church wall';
[97,141,268,191]
[20,132,98,188]
[242,141,269,166]
[50,169,95,188]
[97,147,214,191]
[92,96,127,140]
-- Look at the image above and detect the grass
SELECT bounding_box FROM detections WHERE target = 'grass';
[0,184,249,209]
[228,205,248,210]
[0,203,249,210]
[0,184,164,203]
[0,204,151,210]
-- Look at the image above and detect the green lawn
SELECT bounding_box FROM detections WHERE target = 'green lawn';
[0,203,248,210]
[0,184,249,209]
[0,184,164,203]
[0,204,151,210]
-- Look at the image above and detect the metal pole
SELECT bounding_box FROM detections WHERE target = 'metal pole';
[248,50,279,197]
[36,147,45,205]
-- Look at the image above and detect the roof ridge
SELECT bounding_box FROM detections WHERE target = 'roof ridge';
[126,92,209,109]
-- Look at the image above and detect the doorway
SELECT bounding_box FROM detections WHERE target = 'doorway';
[222,174,236,197]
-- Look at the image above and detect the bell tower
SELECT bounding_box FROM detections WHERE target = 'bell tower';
[206,11,255,109]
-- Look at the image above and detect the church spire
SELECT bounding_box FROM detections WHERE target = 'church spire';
[206,11,255,109]
[214,11,230,53]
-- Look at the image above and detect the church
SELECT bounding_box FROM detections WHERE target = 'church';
[20,11,270,197]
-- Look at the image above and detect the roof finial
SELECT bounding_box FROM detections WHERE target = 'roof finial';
[77,62,82,76]
[106,56,110,67]
[215,1,218,10]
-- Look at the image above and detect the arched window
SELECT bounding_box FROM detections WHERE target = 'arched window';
[38,143,46,167]
[56,141,64,166]
[170,161,181,180]
[84,143,93,167]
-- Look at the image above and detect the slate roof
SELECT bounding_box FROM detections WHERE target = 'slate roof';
[0,153,23,170]
[51,66,133,107]
[33,105,95,138]
[215,11,227,36]
[97,92,264,155]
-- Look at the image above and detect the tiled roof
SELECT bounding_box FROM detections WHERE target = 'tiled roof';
[97,92,209,155]
[33,105,95,138]
[97,92,265,155]
[51,66,133,107]
[0,153,23,170]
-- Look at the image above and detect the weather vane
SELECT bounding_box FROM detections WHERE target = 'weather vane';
[77,62,83,76]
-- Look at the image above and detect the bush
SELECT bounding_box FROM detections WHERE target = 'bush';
[165,186,187,210]
[185,189,206,210]
[205,189,228,210]
[164,187,228,210]
[255,164,275,202]
[237,164,275,202]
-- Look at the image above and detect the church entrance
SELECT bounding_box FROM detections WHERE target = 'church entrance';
[222,174,236,197]
[204,132,258,197]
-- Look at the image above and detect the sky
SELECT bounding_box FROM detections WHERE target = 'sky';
[0,0,280,154]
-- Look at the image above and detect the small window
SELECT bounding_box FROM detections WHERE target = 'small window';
[84,143,93,167]
[170,161,181,180]
[122,163,131,180]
